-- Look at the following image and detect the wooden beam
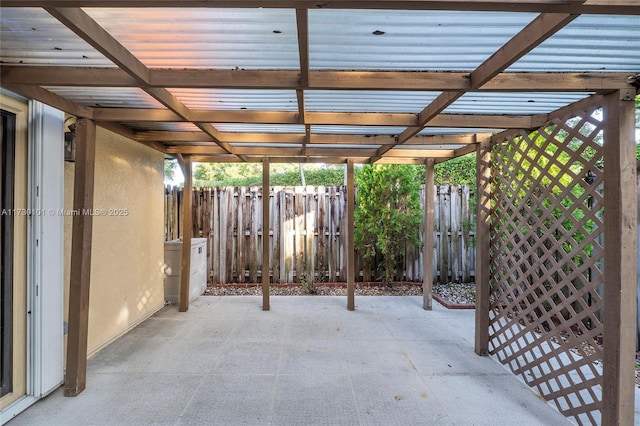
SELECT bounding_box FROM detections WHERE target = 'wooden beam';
[221,133,305,144]
[296,9,309,88]
[95,121,167,153]
[93,108,184,122]
[2,84,93,118]
[165,145,227,155]
[601,89,637,425]
[4,1,639,15]
[94,108,534,128]
[64,117,96,397]
[470,13,579,88]
[179,158,193,312]
[375,157,442,164]
[452,142,480,158]
[45,7,150,84]
[3,67,632,91]
[346,159,355,311]
[262,157,270,311]
[149,131,486,146]
[194,110,299,124]
[45,7,236,156]
[382,149,454,158]
[295,2,308,154]
[152,69,300,89]
[189,155,373,164]
[394,12,578,147]
[423,158,435,310]
[137,131,215,143]
[474,140,491,356]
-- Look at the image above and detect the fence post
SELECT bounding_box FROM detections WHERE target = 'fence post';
[475,141,491,356]
[602,89,636,425]
[423,159,435,310]
[262,158,270,311]
[179,158,192,313]
[346,160,355,311]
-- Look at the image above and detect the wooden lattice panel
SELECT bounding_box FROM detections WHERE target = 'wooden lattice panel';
[488,104,605,425]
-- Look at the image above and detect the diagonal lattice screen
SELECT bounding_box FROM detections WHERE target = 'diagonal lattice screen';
[488,102,605,425]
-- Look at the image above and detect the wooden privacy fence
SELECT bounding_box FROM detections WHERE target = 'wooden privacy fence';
[165,185,475,284]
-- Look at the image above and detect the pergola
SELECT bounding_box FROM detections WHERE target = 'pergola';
[1,1,639,424]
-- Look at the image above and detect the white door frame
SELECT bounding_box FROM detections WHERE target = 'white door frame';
[0,100,64,424]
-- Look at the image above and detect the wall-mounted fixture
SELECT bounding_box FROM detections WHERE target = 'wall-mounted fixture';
[64,117,76,162]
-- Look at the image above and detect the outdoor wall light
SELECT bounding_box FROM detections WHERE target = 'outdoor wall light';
[64,117,76,162]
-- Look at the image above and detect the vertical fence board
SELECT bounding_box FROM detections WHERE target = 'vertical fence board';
[316,186,327,282]
[305,186,316,281]
[294,188,305,280]
[450,185,461,282]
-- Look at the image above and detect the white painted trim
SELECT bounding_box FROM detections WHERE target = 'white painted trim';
[0,395,39,425]
[27,101,64,397]
[0,100,65,425]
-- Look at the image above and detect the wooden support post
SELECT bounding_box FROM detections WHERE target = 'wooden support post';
[346,160,355,311]
[65,117,96,397]
[474,141,491,356]
[179,158,192,312]
[262,157,270,311]
[423,158,435,310]
[602,89,637,425]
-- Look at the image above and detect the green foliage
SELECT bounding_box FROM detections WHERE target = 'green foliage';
[193,163,345,187]
[164,159,177,182]
[433,154,477,187]
[355,164,422,283]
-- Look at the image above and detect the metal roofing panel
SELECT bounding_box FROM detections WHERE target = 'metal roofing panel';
[308,9,536,71]
[168,89,298,111]
[0,8,113,66]
[444,92,594,115]
[418,127,499,135]
[305,90,441,113]
[311,125,405,135]
[42,87,165,108]
[85,8,299,69]
[214,124,305,133]
[509,15,640,72]
[311,144,381,150]
[230,143,301,148]
[394,144,464,150]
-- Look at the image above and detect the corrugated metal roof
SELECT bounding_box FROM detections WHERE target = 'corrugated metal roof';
[168,89,298,111]
[418,128,500,135]
[0,8,113,66]
[43,86,164,108]
[305,90,441,113]
[444,92,595,115]
[509,15,640,72]
[311,144,381,149]
[394,144,465,150]
[1,4,636,164]
[308,10,537,71]
[85,8,300,69]
[230,143,302,148]
[214,124,305,133]
[311,125,405,135]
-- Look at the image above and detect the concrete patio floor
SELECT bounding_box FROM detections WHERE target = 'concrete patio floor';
[8,296,573,425]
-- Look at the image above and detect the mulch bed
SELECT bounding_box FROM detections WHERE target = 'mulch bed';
[204,282,424,296]
[204,282,475,307]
